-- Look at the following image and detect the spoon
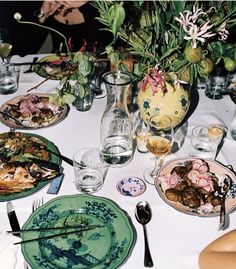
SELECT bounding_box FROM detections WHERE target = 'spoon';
[135,201,154,267]
[24,56,38,73]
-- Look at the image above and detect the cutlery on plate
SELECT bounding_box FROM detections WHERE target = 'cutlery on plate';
[218,176,232,231]
[10,61,51,66]
[6,202,21,237]
[31,141,73,166]
[14,224,105,245]
[135,201,154,267]
[8,224,102,234]
[47,148,73,166]
[0,110,26,127]
[23,57,39,73]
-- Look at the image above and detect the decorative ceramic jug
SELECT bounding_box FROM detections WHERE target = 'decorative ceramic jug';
[100,71,133,167]
[137,81,190,128]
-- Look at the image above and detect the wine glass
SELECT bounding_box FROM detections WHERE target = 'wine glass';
[0,28,12,64]
[144,115,174,185]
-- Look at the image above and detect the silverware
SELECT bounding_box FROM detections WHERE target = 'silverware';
[47,148,73,166]
[0,110,26,127]
[32,197,44,212]
[10,61,51,66]
[23,57,39,73]
[14,225,105,245]
[6,202,21,237]
[135,201,154,267]
[8,224,102,234]
[32,141,73,166]
[6,202,30,269]
[218,176,232,231]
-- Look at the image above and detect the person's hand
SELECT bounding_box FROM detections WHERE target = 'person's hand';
[38,1,87,24]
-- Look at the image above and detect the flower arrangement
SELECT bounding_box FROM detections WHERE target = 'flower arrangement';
[93,1,236,92]
[14,12,95,106]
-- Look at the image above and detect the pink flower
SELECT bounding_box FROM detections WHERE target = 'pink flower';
[140,65,165,95]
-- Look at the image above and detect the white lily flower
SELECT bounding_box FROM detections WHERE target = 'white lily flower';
[191,6,206,23]
[14,12,22,21]
[184,21,216,48]
[175,11,193,32]
[218,22,229,41]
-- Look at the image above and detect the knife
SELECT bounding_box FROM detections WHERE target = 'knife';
[6,202,21,237]
[10,61,52,66]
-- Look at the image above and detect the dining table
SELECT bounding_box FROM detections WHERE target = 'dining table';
[0,54,236,269]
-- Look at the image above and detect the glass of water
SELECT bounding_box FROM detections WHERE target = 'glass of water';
[73,147,107,193]
[189,125,224,160]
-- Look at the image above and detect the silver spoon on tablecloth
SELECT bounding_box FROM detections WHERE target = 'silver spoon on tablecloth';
[135,201,154,267]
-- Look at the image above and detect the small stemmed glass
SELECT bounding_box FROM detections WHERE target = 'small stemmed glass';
[0,28,12,65]
[144,115,174,185]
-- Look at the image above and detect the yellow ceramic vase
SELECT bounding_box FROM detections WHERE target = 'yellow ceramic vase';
[137,81,190,128]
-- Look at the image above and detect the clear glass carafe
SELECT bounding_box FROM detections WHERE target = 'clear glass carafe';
[100,71,133,167]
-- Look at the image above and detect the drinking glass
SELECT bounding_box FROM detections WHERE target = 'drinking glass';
[73,147,107,193]
[144,115,174,184]
[189,125,225,159]
[0,28,12,64]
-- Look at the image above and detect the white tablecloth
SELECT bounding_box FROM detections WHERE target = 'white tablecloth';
[0,54,236,269]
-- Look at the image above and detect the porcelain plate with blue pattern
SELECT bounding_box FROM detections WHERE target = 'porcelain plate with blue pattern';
[21,194,136,269]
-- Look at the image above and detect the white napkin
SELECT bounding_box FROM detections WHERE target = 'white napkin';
[0,232,25,269]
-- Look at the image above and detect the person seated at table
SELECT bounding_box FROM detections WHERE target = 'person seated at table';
[38,0,112,54]
[0,1,48,56]
[198,229,236,269]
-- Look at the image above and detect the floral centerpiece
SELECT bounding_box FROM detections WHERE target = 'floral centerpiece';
[93,0,236,87]
[93,1,236,126]
[14,12,95,108]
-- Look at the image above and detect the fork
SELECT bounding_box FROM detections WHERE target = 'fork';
[218,177,232,231]
[32,197,44,213]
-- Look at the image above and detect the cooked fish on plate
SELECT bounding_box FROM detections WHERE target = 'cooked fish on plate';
[0,132,61,200]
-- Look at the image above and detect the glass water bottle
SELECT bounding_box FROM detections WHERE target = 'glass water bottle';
[100,71,133,167]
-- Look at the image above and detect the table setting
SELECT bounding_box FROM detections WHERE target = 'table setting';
[0,52,235,269]
[1,1,236,269]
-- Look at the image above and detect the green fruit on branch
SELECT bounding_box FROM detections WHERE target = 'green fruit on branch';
[200,58,214,75]
[180,68,190,83]
[224,57,236,72]
[184,46,202,63]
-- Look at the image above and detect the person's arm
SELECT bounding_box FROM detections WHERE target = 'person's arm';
[199,229,236,269]
[39,1,88,24]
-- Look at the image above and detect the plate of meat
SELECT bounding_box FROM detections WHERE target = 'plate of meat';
[0,93,69,129]
[0,131,61,201]
[155,158,236,217]
[34,54,75,79]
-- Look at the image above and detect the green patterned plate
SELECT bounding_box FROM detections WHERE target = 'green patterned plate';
[34,54,70,80]
[0,132,61,202]
[21,194,136,269]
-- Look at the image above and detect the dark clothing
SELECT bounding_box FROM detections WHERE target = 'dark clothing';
[46,3,112,54]
[0,1,47,56]
[0,1,112,56]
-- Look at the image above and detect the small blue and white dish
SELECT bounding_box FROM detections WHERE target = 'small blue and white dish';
[117,176,146,197]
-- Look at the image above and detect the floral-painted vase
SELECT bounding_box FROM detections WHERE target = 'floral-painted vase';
[137,81,190,128]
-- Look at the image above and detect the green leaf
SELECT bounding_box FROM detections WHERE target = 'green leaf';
[78,84,85,98]
[61,93,76,104]
[111,3,125,39]
[160,47,178,61]
[171,1,186,16]
[110,51,120,65]
[79,60,92,77]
